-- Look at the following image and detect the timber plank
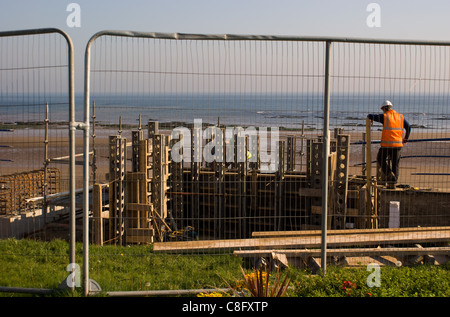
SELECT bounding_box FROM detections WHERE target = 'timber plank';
[127,203,152,212]
[153,228,450,253]
[251,226,450,238]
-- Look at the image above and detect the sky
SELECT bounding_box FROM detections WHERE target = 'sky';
[2,0,450,39]
[2,0,450,92]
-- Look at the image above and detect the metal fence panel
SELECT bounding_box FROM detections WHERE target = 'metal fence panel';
[84,32,329,294]
[0,28,74,292]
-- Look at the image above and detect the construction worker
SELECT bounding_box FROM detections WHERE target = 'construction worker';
[367,100,411,188]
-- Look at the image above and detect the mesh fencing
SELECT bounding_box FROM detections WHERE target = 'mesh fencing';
[1,30,449,295]
[325,43,450,233]
[0,30,74,291]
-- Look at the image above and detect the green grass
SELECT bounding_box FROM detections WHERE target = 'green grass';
[0,238,449,297]
[290,264,450,297]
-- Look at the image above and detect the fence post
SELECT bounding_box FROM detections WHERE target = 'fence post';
[321,40,332,276]
[66,30,76,280]
[82,33,96,297]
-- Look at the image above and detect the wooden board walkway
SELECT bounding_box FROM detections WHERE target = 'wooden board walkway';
[153,226,450,253]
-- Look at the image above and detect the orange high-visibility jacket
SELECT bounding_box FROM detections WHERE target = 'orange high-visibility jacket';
[381,110,404,148]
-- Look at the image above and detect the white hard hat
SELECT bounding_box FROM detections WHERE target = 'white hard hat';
[381,100,393,110]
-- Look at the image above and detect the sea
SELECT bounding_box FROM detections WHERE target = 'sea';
[1,92,449,132]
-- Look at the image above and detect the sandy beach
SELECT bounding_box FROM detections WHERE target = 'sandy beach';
[1,126,450,192]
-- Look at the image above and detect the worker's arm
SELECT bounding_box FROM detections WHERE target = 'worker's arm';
[403,118,411,142]
[367,114,384,124]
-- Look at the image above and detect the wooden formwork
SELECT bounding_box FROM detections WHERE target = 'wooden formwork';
[163,128,358,239]
[0,168,60,215]
[94,121,366,243]
[95,122,171,245]
[108,135,127,244]
[94,120,450,246]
